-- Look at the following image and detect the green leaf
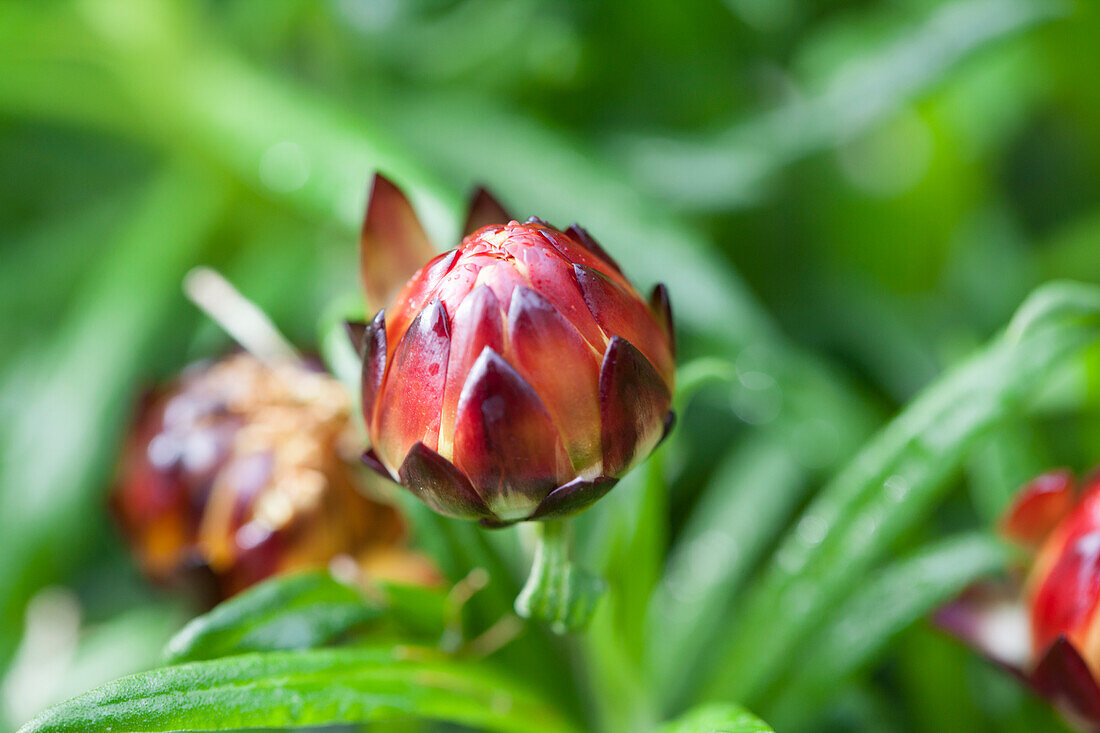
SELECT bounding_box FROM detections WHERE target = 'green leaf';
[967,419,1051,524]
[18,647,579,733]
[163,570,445,664]
[659,703,773,733]
[767,533,1011,728]
[617,0,1061,210]
[647,434,809,707]
[703,282,1100,704]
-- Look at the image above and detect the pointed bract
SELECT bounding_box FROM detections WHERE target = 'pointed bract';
[439,286,504,460]
[530,476,618,521]
[452,348,565,522]
[507,287,602,470]
[360,448,392,480]
[463,187,510,235]
[344,320,367,357]
[566,223,622,274]
[1033,637,1100,723]
[599,336,672,476]
[649,283,676,358]
[360,310,387,425]
[399,442,494,521]
[575,264,675,383]
[510,242,606,350]
[360,173,437,310]
[1000,469,1075,547]
[373,300,450,473]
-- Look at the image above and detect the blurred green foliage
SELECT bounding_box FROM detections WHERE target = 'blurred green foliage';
[3,0,1100,731]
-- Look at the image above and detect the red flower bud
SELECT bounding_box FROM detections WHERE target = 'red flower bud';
[1028,473,1100,674]
[357,176,675,526]
[113,354,436,600]
[937,469,1100,727]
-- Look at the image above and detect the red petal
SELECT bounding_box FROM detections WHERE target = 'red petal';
[538,228,629,289]
[372,300,450,473]
[360,309,386,427]
[574,264,675,384]
[398,442,495,521]
[506,286,602,471]
[431,258,481,322]
[1032,636,1100,724]
[439,286,504,460]
[452,348,565,522]
[1000,469,1075,547]
[1030,520,1100,658]
[462,187,510,235]
[472,261,529,308]
[530,476,618,520]
[386,249,458,356]
[649,283,676,359]
[599,336,672,476]
[360,174,437,310]
[565,223,622,274]
[509,242,606,350]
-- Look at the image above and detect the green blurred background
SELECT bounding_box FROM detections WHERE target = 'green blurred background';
[3,0,1100,730]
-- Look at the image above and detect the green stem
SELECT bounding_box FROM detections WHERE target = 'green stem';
[514,521,605,634]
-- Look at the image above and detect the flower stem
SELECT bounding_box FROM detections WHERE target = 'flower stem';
[514,520,605,633]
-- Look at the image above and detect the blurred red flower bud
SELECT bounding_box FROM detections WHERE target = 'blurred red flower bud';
[113,353,437,600]
[938,469,1100,729]
[355,175,675,526]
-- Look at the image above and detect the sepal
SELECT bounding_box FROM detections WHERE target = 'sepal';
[360,173,436,309]
[1000,469,1075,547]
[398,442,494,521]
[530,476,618,521]
[462,187,510,235]
[599,336,672,476]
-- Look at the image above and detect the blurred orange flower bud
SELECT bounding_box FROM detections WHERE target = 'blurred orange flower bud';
[113,353,437,600]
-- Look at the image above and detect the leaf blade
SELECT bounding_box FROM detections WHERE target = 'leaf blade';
[163,571,445,664]
[702,282,1100,704]
[659,703,774,733]
[19,647,578,733]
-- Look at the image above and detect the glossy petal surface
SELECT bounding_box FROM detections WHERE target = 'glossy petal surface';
[360,310,387,425]
[398,442,494,521]
[507,287,601,470]
[373,300,450,472]
[575,264,675,383]
[385,250,458,355]
[438,286,504,460]
[599,336,672,476]
[452,349,565,522]
[530,476,618,521]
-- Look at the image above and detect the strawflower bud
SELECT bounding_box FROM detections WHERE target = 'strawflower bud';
[356,176,675,527]
[938,469,1100,728]
[113,353,436,599]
